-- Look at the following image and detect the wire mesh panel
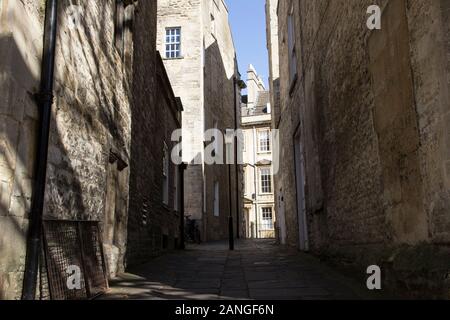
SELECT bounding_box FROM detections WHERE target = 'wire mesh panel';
[43,220,108,300]
[80,222,109,297]
[43,221,87,300]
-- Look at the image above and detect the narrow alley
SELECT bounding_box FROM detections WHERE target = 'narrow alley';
[104,240,371,300]
[2,0,450,304]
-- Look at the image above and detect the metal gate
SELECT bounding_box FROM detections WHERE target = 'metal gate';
[43,220,108,300]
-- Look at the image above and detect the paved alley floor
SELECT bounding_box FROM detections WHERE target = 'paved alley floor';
[103,240,373,300]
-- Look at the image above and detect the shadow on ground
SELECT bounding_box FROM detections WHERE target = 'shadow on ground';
[101,239,388,300]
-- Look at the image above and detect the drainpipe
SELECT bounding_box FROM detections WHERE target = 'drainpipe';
[22,0,58,300]
[179,163,187,250]
[233,77,240,239]
[252,127,259,239]
[227,162,234,251]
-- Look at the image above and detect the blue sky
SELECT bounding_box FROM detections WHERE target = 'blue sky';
[227,0,269,89]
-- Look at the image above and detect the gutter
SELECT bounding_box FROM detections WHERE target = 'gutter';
[22,0,58,300]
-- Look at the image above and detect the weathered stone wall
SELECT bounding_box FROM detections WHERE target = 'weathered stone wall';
[274,0,450,297]
[0,0,180,298]
[0,0,133,299]
[126,33,184,267]
[0,0,44,300]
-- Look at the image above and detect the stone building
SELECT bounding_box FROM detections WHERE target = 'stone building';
[156,0,243,241]
[0,0,181,300]
[269,0,450,297]
[242,66,276,239]
[265,0,284,244]
[265,0,280,130]
[126,51,184,266]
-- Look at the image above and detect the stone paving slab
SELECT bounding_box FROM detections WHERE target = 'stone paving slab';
[102,239,380,300]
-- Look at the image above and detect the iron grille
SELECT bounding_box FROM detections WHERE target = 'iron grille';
[43,220,108,300]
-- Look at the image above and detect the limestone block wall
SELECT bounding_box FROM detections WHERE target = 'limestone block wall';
[275,0,450,297]
[0,0,43,300]
[0,0,132,299]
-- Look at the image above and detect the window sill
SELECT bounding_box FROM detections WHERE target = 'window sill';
[163,56,185,60]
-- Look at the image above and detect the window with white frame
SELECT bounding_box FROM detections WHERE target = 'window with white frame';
[213,181,220,216]
[260,167,272,194]
[287,4,298,84]
[261,207,274,230]
[165,27,181,59]
[258,129,271,153]
[162,142,169,205]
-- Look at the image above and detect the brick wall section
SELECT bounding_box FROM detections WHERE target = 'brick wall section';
[274,0,450,297]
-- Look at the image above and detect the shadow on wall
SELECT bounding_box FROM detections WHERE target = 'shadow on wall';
[202,38,240,242]
[0,32,42,299]
[1,0,132,299]
[125,0,158,267]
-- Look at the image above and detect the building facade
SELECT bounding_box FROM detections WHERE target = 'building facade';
[242,66,276,239]
[126,48,184,267]
[269,0,450,297]
[0,0,181,299]
[265,0,285,244]
[157,0,243,241]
